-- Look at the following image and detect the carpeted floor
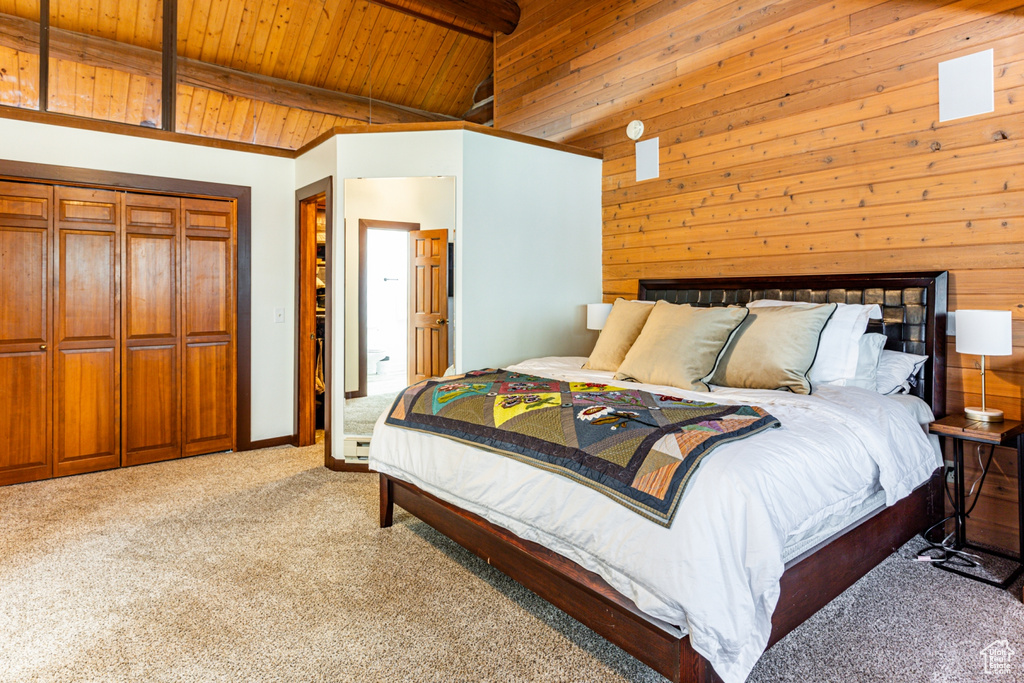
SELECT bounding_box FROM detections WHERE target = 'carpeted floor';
[1,444,1022,682]
[344,392,399,435]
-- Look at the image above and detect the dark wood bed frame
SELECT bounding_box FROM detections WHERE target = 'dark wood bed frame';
[379,272,948,682]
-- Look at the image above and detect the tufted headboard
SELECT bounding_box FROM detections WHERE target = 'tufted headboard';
[637,272,948,416]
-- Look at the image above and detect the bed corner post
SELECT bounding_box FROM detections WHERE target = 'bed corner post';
[679,637,723,683]
[380,474,394,528]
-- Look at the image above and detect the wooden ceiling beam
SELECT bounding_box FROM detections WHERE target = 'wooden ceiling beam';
[0,12,455,125]
[367,1,492,41]
[368,0,520,36]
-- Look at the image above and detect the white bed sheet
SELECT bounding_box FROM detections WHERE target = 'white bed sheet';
[368,357,941,683]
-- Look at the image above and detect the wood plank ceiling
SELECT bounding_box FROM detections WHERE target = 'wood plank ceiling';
[0,0,498,149]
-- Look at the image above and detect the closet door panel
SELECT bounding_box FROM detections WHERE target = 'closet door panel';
[125,234,175,338]
[55,347,118,474]
[58,231,117,341]
[0,230,47,342]
[53,187,120,477]
[122,193,181,466]
[184,341,233,455]
[0,181,53,485]
[124,345,179,462]
[0,354,49,479]
[185,237,230,335]
[182,197,235,456]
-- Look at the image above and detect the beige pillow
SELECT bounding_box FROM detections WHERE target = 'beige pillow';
[613,301,749,392]
[584,299,656,371]
[709,303,837,394]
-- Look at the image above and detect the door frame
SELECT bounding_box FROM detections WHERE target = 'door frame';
[0,159,257,451]
[294,178,333,457]
[347,218,419,399]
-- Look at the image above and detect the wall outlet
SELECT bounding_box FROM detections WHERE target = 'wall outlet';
[274,307,285,323]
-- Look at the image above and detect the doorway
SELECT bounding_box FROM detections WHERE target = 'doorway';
[343,219,418,438]
[364,226,412,396]
[295,178,332,457]
[342,176,456,438]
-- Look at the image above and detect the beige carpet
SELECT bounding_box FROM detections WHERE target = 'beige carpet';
[344,392,399,436]
[2,445,1022,682]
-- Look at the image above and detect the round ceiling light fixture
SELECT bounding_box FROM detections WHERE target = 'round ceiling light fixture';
[626,120,644,141]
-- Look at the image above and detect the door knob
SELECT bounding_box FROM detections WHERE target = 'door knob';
[310,333,315,340]
[39,344,47,350]
[436,318,448,326]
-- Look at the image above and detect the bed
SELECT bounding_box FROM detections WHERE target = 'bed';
[371,272,948,683]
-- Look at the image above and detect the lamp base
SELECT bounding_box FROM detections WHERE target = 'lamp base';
[965,406,1004,423]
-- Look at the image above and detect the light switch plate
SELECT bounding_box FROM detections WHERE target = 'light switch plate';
[274,307,285,323]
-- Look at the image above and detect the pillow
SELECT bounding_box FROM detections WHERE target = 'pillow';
[842,333,887,390]
[709,303,837,394]
[584,299,656,371]
[876,349,928,395]
[614,301,749,392]
[746,300,881,385]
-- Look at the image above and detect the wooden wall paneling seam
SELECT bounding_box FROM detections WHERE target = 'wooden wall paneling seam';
[0,180,53,485]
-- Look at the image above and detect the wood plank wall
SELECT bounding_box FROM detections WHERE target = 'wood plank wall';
[494,0,1024,552]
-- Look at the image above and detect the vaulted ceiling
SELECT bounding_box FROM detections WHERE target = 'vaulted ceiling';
[0,0,507,149]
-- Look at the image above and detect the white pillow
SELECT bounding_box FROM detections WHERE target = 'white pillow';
[844,333,887,390]
[876,349,928,395]
[746,300,881,385]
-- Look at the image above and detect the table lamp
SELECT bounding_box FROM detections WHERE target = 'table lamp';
[586,303,613,331]
[954,309,1012,422]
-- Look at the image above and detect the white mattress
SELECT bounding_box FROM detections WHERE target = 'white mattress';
[368,357,941,683]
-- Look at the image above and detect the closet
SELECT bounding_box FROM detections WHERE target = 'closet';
[0,180,236,486]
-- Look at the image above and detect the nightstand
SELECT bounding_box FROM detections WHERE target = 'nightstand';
[928,415,1024,588]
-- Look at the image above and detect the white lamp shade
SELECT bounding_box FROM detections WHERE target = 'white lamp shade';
[586,303,613,331]
[954,309,1012,356]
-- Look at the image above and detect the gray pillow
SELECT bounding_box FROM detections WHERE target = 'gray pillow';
[709,303,837,394]
[614,301,749,392]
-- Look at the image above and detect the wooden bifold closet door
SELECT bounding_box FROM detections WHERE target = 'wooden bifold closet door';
[53,187,121,477]
[0,181,235,485]
[0,181,53,486]
[182,198,235,457]
[122,193,182,466]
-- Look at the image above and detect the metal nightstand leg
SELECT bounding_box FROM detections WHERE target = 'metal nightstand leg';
[934,434,1024,589]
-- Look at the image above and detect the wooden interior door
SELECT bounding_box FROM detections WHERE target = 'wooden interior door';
[53,186,121,477]
[122,193,182,466]
[182,198,235,456]
[0,181,54,486]
[297,196,319,446]
[408,229,449,383]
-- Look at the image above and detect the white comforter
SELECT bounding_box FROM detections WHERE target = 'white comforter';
[368,357,941,683]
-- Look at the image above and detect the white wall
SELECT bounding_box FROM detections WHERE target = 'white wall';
[460,133,602,369]
[343,176,456,392]
[328,131,464,451]
[320,129,602,463]
[0,117,296,442]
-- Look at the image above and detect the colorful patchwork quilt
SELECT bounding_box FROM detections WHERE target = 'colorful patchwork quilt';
[385,369,780,526]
